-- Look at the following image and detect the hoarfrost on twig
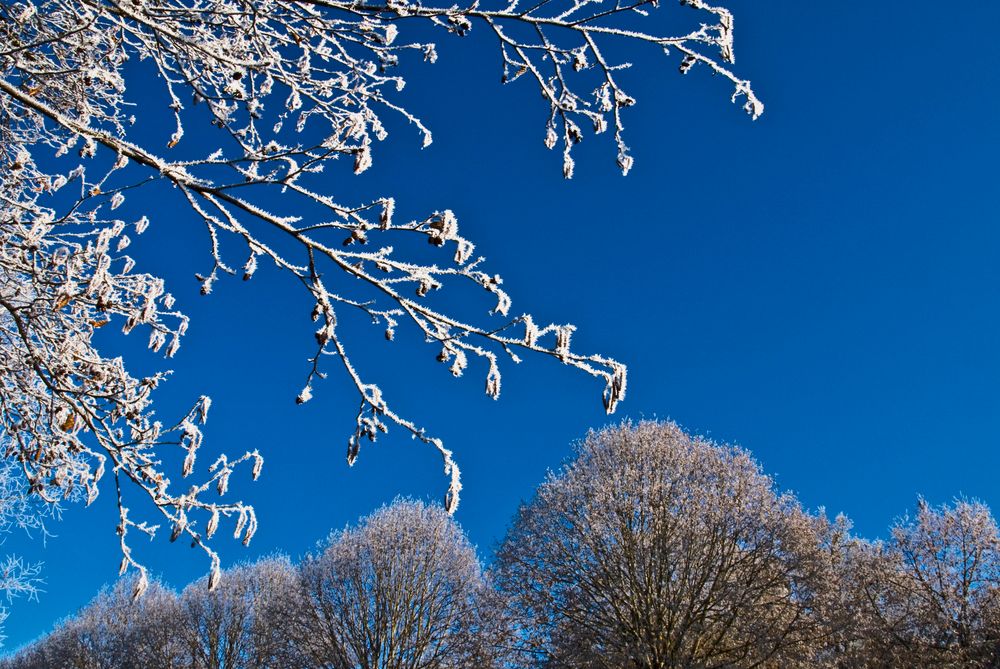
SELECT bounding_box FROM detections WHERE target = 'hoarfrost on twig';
[0,0,758,581]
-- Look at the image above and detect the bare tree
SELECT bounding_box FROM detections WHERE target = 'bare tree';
[494,421,837,669]
[0,0,761,577]
[296,499,510,668]
[853,498,1000,668]
[798,512,876,669]
[3,576,186,669]
[178,556,303,669]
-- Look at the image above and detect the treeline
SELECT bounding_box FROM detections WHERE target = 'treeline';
[6,421,1000,668]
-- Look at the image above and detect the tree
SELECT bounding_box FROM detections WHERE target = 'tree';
[0,0,760,577]
[853,499,1000,667]
[178,556,303,669]
[296,499,509,668]
[4,505,507,667]
[3,576,186,668]
[494,421,834,669]
[798,513,873,669]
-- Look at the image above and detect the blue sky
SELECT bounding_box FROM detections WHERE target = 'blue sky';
[6,0,1000,649]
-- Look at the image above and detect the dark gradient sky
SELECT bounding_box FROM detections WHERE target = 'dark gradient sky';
[6,0,1000,651]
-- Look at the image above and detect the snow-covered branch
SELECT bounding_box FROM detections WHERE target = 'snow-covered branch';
[0,0,758,580]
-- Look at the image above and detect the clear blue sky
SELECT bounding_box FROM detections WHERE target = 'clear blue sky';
[6,0,1000,649]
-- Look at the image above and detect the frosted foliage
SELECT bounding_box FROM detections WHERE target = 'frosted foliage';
[0,177,263,585]
[298,500,510,669]
[0,459,48,646]
[0,0,758,573]
[854,499,1000,667]
[495,421,836,668]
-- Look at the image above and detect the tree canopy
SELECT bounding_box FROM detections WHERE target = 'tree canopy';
[8,424,1000,667]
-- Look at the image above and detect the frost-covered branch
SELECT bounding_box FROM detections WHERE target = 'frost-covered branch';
[0,0,758,578]
[0,455,50,644]
[0,146,264,592]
